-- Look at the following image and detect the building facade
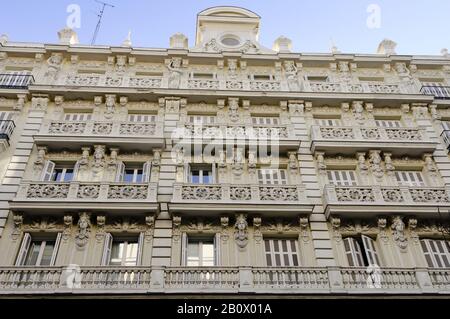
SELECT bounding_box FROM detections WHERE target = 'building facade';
[0,6,449,296]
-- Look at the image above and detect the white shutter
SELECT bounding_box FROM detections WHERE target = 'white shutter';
[185,163,191,183]
[41,160,55,181]
[115,162,125,182]
[181,232,188,266]
[252,117,279,125]
[50,233,62,266]
[214,233,221,266]
[395,171,425,187]
[327,170,357,186]
[420,239,450,268]
[73,161,80,182]
[101,233,113,266]
[314,118,342,126]
[343,237,365,267]
[257,169,287,185]
[137,232,145,266]
[362,235,381,266]
[0,111,13,121]
[15,233,31,266]
[142,161,151,183]
[375,120,402,128]
[211,163,216,183]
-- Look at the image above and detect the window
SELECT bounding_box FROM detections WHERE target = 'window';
[116,162,151,183]
[375,119,402,128]
[343,236,380,267]
[252,116,279,125]
[250,74,274,81]
[395,171,425,187]
[257,168,287,185]
[64,113,92,121]
[185,237,216,266]
[264,239,300,266]
[307,76,328,82]
[15,233,62,266]
[0,111,14,121]
[314,118,342,126]
[420,239,450,268]
[188,164,215,184]
[101,233,144,266]
[41,161,77,182]
[128,114,156,123]
[190,72,216,80]
[327,170,357,186]
[188,115,216,125]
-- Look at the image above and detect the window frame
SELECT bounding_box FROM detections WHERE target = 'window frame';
[15,233,61,266]
[257,168,288,185]
[184,235,217,267]
[420,239,450,268]
[264,238,300,267]
[327,170,357,186]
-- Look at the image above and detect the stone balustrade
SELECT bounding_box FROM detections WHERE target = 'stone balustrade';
[65,74,162,89]
[59,73,421,94]
[0,266,447,295]
[14,181,158,203]
[175,123,293,141]
[173,183,307,204]
[40,120,164,138]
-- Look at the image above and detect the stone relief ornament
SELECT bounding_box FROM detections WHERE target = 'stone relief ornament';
[105,95,116,119]
[331,217,341,242]
[384,153,395,176]
[227,59,238,80]
[284,61,299,91]
[167,57,183,89]
[234,214,248,249]
[45,53,63,82]
[172,216,182,242]
[11,213,23,241]
[391,216,407,250]
[75,213,91,248]
[145,215,155,242]
[408,218,419,243]
[63,215,73,241]
[28,217,57,231]
[377,218,389,242]
[111,217,139,232]
[352,101,364,123]
[92,145,105,170]
[369,150,384,181]
[253,217,262,243]
[185,218,214,233]
[95,215,106,242]
[228,98,240,122]
[299,217,310,243]
[263,219,293,234]
[220,216,230,242]
[232,148,244,176]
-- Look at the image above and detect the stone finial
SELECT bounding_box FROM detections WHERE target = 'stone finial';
[273,36,292,53]
[58,27,79,45]
[441,48,449,57]
[122,30,132,47]
[0,34,8,46]
[170,33,188,49]
[377,39,397,55]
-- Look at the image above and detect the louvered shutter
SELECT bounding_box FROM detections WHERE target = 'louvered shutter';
[101,233,113,266]
[362,235,381,266]
[15,233,31,266]
[50,233,62,266]
[115,162,125,182]
[142,161,151,183]
[41,160,55,181]
[137,232,145,266]
[343,237,365,267]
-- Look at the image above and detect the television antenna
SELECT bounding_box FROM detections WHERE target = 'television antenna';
[91,0,115,45]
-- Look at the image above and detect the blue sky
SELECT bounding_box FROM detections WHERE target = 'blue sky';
[0,0,449,55]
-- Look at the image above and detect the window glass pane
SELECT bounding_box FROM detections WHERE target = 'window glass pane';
[123,170,135,183]
[202,243,215,266]
[190,171,200,184]
[53,169,64,182]
[40,242,55,266]
[63,169,74,182]
[110,242,125,266]
[25,243,41,266]
[187,242,200,266]
[124,242,138,266]
[265,254,272,266]
[135,169,143,183]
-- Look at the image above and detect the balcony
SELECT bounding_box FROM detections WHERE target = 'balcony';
[0,73,34,89]
[10,181,158,213]
[173,123,298,151]
[310,125,436,156]
[323,184,450,218]
[0,120,15,149]
[65,74,162,89]
[0,266,447,295]
[421,85,450,100]
[170,183,312,216]
[34,120,164,151]
[307,82,408,94]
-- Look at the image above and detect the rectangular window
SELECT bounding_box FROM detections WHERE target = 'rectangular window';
[64,113,92,121]
[375,120,402,128]
[51,168,74,182]
[188,115,216,125]
[307,76,328,82]
[314,118,342,126]
[251,74,273,81]
[116,162,151,183]
[189,164,215,184]
[102,233,144,266]
[186,237,216,266]
[41,161,76,182]
[0,111,14,121]
[395,171,426,187]
[257,169,287,185]
[264,239,300,266]
[327,170,357,186]
[251,116,280,125]
[15,233,62,266]
[343,236,380,267]
[128,114,156,123]
[420,239,450,268]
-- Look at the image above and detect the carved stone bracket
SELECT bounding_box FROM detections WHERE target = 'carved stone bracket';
[172,215,181,242]
[253,217,262,243]
[96,215,106,243]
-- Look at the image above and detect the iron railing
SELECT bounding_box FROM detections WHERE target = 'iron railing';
[420,85,450,99]
[0,73,35,89]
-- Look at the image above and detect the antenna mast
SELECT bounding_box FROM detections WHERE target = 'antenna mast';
[91,0,115,45]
